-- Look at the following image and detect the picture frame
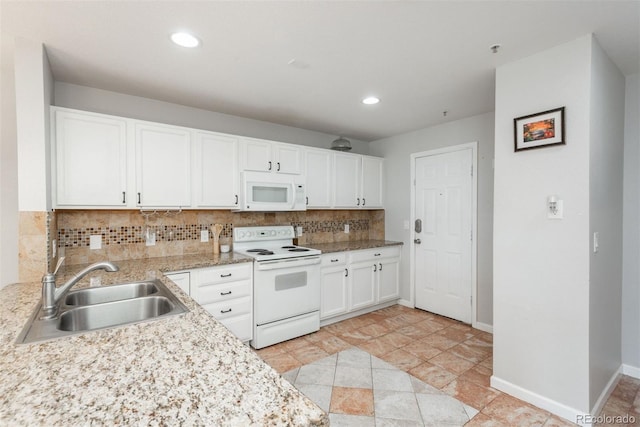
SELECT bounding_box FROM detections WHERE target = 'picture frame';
[514,107,565,152]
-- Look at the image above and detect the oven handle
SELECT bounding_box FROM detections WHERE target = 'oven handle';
[256,256,321,271]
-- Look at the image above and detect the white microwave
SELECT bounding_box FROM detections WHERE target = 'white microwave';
[236,171,306,212]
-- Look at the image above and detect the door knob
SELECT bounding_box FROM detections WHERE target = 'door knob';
[414,238,421,244]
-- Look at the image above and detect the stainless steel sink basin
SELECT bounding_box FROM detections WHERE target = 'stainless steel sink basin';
[58,296,174,332]
[17,279,188,344]
[64,281,158,306]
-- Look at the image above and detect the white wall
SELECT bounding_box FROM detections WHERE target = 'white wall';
[493,35,593,414]
[368,112,495,326]
[588,39,625,408]
[622,73,640,373]
[14,37,53,212]
[0,35,19,287]
[54,82,370,155]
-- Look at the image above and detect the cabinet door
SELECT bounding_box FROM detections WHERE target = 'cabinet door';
[333,153,361,208]
[305,149,333,208]
[361,156,383,208]
[321,266,348,319]
[165,272,191,295]
[349,261,376,311]
[195,132,239,208]
[240,138,272,172]
[274,143,302,175]
[135,123,191,207]
[54,110,128,207]
[377,258,400,303]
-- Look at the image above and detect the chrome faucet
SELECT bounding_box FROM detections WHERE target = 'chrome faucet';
[41,258,119,319]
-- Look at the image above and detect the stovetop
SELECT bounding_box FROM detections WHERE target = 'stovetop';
[233,226,321,261]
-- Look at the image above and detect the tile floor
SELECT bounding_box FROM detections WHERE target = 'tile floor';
[254,304,640,426]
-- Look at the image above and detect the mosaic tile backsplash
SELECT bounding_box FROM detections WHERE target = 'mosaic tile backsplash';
[56,210,384,265]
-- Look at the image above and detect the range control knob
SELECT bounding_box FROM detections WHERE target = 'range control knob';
[270,230,276,236]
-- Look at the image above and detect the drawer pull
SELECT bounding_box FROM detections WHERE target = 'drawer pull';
[220,291,232,296]
[220,308,232,314]
[379,263,383,271]
[220,273,232,278]
[374,264,377,272]
[374,253,381,257]
[331,259,339,262]
[345,268,348,277]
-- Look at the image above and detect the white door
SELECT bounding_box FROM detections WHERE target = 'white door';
[320,265,348,319]
[349,261,376,310]
[361,156,383,208]
[195,131,239,208]
[333,153,360,208]
[305,149,333,208]
[240,138,272,172]
[414,148,473,323]
[377,258,400,303]
[273,143,302,175]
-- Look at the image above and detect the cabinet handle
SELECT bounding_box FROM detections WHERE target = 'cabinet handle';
[122,192,126,204]
[363,198,366,206]
[220,308,232,314]
[306,196,309,205]
[220,291,232,296]
[277,162,281,171]
[357,198,360,206]
[137,192,141,204]
[234,194,238,205]
[379,263,383,271]
[331,259,339,263]
[374,253,381,257]
[345,268,348,277]
[374,264,377,272]
[220,273,232,278]
[268,161,272,171]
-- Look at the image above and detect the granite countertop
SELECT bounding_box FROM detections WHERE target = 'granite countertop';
[0,253,328,426]
[307,239,403,254]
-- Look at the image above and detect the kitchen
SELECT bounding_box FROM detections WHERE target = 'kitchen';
[1,1,639,426]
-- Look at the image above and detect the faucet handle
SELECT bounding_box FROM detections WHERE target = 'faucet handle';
[50,257,65,275]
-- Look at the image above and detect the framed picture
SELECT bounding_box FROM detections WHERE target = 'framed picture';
[514,107,565,152]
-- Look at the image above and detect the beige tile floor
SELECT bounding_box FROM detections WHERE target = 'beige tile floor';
[254,305,640,426]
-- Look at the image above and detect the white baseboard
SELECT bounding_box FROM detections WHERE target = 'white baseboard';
[588,367,621,423]
[490,375,587,426]
[622,364,640,379]
[473,321,493,334]
[398,299,413,308]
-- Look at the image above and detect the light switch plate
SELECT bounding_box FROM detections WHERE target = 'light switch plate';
[89,235,102,250]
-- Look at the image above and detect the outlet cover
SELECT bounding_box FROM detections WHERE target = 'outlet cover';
[201,230,209,242]
[344,224,350,233]
[89,235,102,250]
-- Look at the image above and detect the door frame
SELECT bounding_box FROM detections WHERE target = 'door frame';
[409,142,478,326]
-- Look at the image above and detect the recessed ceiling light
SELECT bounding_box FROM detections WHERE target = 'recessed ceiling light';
[362,96,380,105]
[171,32,200,48]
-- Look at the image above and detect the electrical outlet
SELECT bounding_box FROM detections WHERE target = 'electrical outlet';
[344,224,350,233]
[296,226,303,236]
[201,230,209,242]
[145,230,156,246]
[52,239,57,258]
[89,235,102,250]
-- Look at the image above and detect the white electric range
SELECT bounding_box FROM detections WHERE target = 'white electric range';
[233,226,321,349]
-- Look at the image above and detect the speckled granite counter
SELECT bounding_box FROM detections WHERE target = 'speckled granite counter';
[0,253,328,426]
[307,239,403,254]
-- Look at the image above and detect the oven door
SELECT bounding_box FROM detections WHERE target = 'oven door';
[253,256,321,325]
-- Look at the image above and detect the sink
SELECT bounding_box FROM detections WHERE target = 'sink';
[58,296,174,332]
[16,279,188,344]
[64,281,158,306]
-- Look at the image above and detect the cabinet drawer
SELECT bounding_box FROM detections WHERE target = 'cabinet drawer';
[349,246,400,263]
[321,252,347,266]
[202,297,252,320]
[197,264,252,285]
[219,314,252,342]
[196,279,251,305]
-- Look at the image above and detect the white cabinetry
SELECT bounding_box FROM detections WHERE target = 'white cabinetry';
[191,263,253,342]
[52,109,128,207]
[304,149,333,208]
[320,253,348,319]
[164,271,191,295]
[320,246,401,322]
[333,154,383,209]
[240,138,302,175]
[135,122,191,207]
[194,131,240,208]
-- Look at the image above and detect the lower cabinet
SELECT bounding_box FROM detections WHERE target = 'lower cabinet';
[164,271,191,295]
[166,263,253,342]
[320,246,401,321]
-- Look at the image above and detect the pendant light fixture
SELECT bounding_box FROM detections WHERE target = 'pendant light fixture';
[330,136,352,151]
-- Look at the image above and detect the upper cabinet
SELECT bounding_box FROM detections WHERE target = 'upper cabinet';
[135,122,191,207]
[53,109,128,207]
[333,154,383,209]
[194,131,240,208]
[239,138,302,175]
[304,149,333,208]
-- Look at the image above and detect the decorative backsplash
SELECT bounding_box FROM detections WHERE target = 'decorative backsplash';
[55,209,384,265]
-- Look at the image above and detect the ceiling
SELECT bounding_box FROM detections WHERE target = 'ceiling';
[2,1,638,142]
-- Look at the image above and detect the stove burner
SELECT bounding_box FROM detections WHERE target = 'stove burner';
[281,245,297,249]
[288,248,310,252]
[256,251,274,255]
[247,249,269,252]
